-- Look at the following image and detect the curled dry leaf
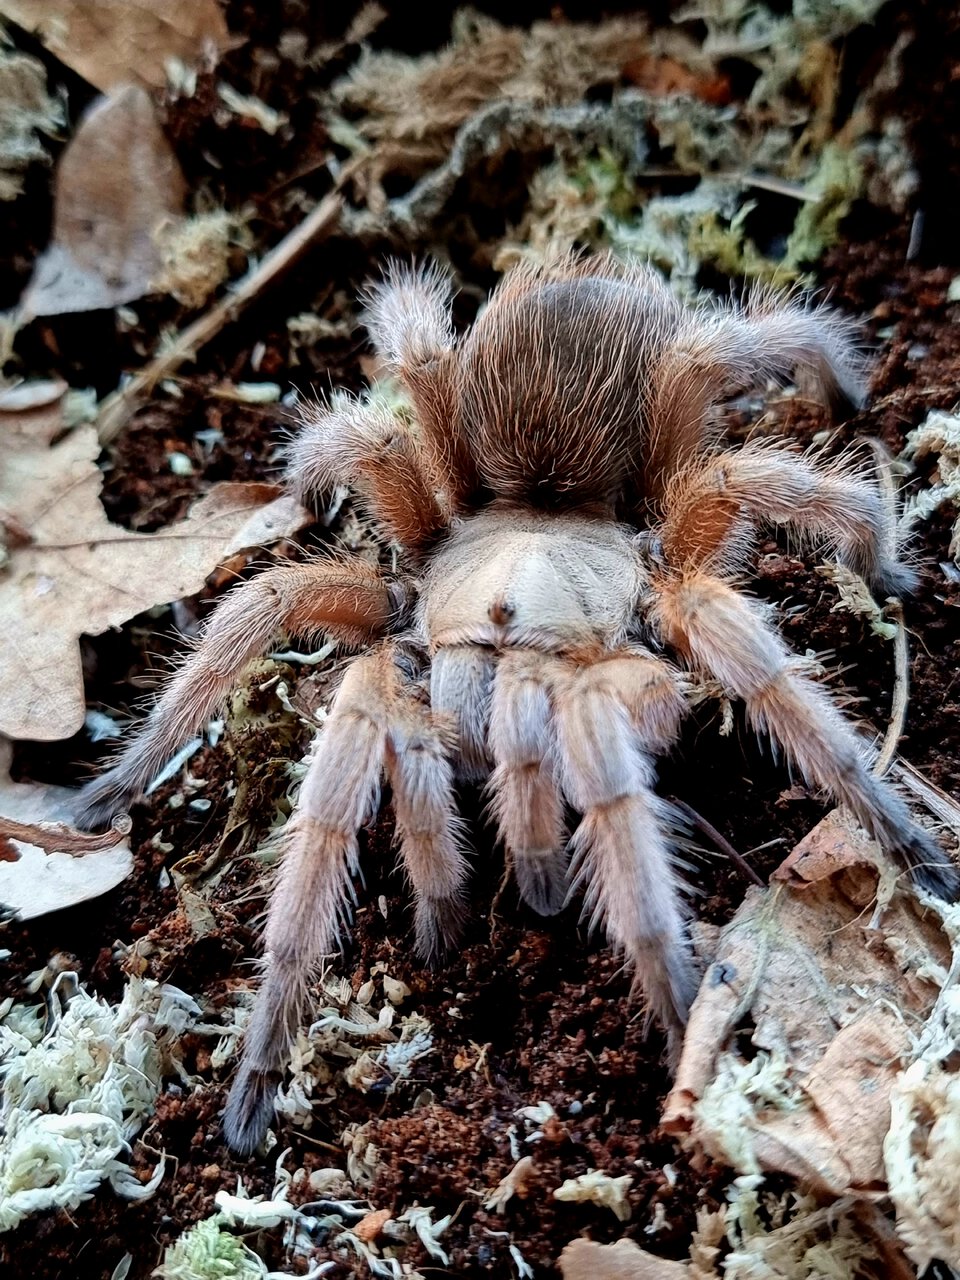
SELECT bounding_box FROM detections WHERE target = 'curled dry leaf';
[0,0,230,93]
[0,738,132,917]
[0,391,312,741]
[662,810,951,1198]
[22,86,186,317]
[559,1237,687,1280]
[553,1169,633,1221]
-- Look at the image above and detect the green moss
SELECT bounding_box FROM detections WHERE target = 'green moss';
[687,204,799,285]
[155,1218,264,1280]
[784,142,863,269]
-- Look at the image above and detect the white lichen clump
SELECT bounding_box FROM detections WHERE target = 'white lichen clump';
[900,409,960,560]
[884,901,960,1270]
[0,976,202,1231]
[553,1168,633,1222]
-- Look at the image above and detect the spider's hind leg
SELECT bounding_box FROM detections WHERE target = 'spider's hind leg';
[653,572,960,900]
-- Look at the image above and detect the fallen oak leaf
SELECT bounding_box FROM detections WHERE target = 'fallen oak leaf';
[0,0,231,94]
[21,85,186,317]
[662,810,952,1197]
[0,738,132,916]
[0,392,312,741]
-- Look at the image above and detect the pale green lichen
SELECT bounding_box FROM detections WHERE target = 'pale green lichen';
[695,1051,802,1176]
[154,1218,265,1280]
[721,1175,881,1279]
[884,902,960,1271]
[783,143,863,270]
[152,209,252,310]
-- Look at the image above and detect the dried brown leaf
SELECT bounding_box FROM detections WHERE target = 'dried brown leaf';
[22,86,186,317]
[559,1237,687,1280]
[663,810,950,1197]
[0,0,230,93]
[0,738,132,917]
[353,1207,391,1243]
[0,392,311,741]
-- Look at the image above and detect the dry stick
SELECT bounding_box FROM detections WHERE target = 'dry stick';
[867,438,910,779]
[670,798,766,887]
[97,191,343,445]
[0,813,130,856]
[874,596,909,778]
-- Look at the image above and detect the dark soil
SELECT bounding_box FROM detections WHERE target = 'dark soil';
[2,3,960,1279]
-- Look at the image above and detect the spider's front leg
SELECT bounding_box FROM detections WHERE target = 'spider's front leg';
[661,443,915,597]
[74,559,408,830]
[289,394,449,559]
[645,291,866,491]
[361,261,478,509]
[551,651,697,1046]
[487,646,696,1044]
[225,645,468,1155]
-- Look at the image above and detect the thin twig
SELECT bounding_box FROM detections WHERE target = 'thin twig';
[0,814,130,857]
[97,191,343,445]
[874,596,909,778]
[892,758,960,837]
[671,798,765,886]
[866,439,910,778]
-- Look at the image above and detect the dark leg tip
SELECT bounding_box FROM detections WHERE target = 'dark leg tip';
[900,831,960,902]
[515,854,569,917]
[223,1067,281,1157]
[71,777,132,832]
[416,895,467,968]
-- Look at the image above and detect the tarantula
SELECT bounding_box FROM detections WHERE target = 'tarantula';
[75,254,958,1156]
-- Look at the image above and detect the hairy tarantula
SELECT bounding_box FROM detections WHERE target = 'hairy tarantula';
[75,254,958,1156]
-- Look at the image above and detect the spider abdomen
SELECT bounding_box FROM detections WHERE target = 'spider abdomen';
[458,275,679,508]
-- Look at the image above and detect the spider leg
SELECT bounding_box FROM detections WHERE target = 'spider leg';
[225,644,469,1153]
[550,650,696,1048]
[652,572,960,899]
[386,690,470,960]
[224,651,390,1156]
[289,394,448,558]
[430,643,495,782]
[488,649,568,915]
[74,560,407,829]
[661,443,914,597]
[646,291,865,493]
[361,260,478,509]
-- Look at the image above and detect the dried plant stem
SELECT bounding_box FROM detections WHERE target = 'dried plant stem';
[873,596,908,779]
[0,813,130,856]
[97,191,343,445]
[671,798,765,887]
[867,438,910,779]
